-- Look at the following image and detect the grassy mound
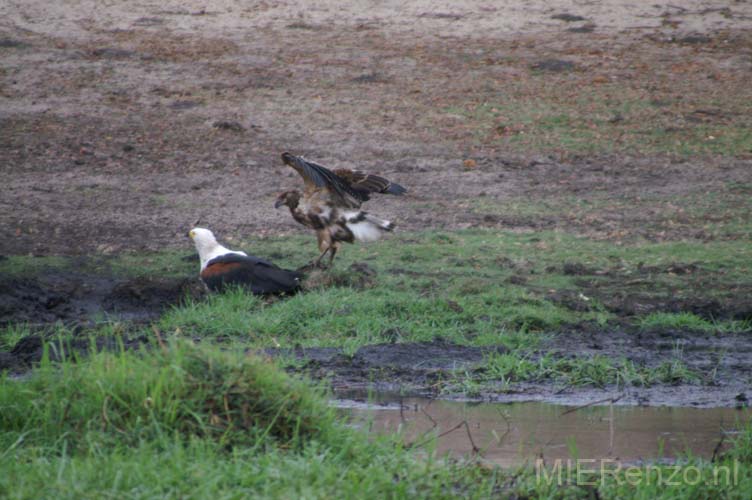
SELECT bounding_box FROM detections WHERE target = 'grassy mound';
[0,340,339,452]
[0,340,504,499]
[1,340,751,498]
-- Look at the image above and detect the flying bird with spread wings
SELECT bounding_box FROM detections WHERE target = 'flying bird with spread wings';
[274,152,406,268]
[189,227,302,294]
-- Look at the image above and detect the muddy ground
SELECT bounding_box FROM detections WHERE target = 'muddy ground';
[0,259,749,408]
[0,268,205,326]
[2,326,749,408]
[273,332,752,408]
[2,1,752,406]
[2,0,752,254]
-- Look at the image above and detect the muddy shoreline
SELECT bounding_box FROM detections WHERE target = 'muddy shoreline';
[3,330,749,408]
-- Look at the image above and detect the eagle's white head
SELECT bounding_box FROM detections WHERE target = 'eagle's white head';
[189,227,221,270]
[189,227,246,270]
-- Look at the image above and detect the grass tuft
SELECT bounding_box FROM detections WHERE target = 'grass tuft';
[0,339,339,452]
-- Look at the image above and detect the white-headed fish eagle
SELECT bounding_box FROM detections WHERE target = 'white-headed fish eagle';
[189,227,301,294]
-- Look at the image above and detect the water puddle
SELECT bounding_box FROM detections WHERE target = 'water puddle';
[335,393,751,467]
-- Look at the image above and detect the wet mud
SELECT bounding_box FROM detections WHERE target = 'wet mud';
[268,340,509,393]
[2,259,751,408]
[268,330,752,408]
[547,261,752,321]
[0,333,149,374]
[2,326,750,407]
[0,271,205,326]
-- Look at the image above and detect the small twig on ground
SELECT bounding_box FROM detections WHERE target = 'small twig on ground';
[152,325,167,352]
[421,405,438,428]
[560,395,623,416]
[405,402,440,447]
[554,383,573,395]
[666,4,688,12]
[493,408,512,445]
[462,420,481,455]
[711,432,726,462]
[408,421,465,450]
[407,418,482,457]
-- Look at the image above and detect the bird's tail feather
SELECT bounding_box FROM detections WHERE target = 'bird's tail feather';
[345,212,394,242]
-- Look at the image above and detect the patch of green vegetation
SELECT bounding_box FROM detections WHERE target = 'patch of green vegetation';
[157,231,640,350]
[2,340,748,498]
[0,341,503,499]
[473,188,752,243]
[109,251,197,278]
[639,312,750,333]
[442,80,752,156]
[3,228,749,353]
[0,324,29,351]
[446,352,702,395]
[0,339,340,451]
[0,255,71,278]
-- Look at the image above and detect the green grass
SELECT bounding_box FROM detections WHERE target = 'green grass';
[0,340,340,452]
[147,229,749,352]
[0,252,196,280]
[4,229,750,353]
[445,352,702,396]
[640,312,751,334]
[1,340,751,499]
[439,81,752,156]
[0,324,29,351]
[0,342,501,499]
[472,189,752,242]
[0,255,71,278]
[3,228,749,404]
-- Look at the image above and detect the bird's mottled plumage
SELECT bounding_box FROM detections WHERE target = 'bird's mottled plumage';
[275,152,406,267]
[189,227,301,294]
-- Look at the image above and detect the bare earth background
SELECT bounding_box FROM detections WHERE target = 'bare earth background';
[2,0,751,255]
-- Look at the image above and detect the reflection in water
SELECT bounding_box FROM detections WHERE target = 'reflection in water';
[335,394,751,467]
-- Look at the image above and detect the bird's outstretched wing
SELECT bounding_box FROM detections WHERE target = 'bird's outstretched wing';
[281,152,363,207]
[201,253,302,294]
[332,169,406,202]
[281,152,406,206]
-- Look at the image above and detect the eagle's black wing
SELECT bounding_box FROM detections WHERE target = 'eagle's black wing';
[332,169,406,202]
[201,253,302,294]
[281,152,365,208]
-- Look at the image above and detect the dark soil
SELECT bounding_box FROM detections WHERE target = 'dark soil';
[2,3,751,255]
[547,261,752,321]
[268,340,509,393]
[0,271,205,326]
[264,330,752,407]
[0,333,149,373]
[2,325,750,407]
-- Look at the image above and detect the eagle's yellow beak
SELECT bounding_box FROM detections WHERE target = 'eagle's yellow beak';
[188,229,196,239]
